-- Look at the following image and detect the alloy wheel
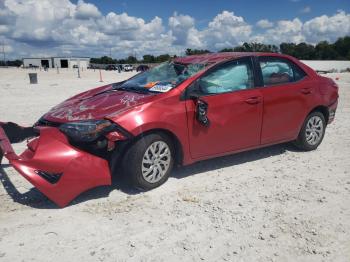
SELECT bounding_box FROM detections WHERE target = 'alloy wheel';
[305,115,324,146]
[141,141,171,183]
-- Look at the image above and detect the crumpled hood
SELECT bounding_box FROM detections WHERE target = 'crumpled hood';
[43,84,155,123]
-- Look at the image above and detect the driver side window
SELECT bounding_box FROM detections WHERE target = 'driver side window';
[199,59,254,95]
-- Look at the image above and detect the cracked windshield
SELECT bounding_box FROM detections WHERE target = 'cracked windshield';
[121,62,206,93]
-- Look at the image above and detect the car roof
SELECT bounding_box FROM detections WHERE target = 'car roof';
[173,52,289,65]
[173,52,317,77]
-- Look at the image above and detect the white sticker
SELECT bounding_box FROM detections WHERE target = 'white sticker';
[149,84,173,93]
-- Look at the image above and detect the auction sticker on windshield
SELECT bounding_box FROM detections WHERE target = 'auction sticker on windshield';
[149,84,173,92]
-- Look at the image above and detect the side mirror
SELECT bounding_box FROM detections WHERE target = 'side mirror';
[185,81,210,127]
[195,99,210,127]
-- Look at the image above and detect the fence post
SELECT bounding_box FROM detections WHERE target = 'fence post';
[99,69,103,82]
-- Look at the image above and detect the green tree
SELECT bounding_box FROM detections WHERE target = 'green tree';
[219,48,234,52]
[0,60,22,67]
[333,36,350,60]
[143,55,155,63]
[185,48,211,56]
[233,45,246,52]
[91,56,115,64]
[125,56,137,64]
[295,43,316,59]
[315,41,338,60]
[280,43,297,57]
[230,42,279,53]
[155,54,171,62]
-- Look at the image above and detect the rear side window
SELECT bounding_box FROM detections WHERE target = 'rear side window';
[199,59,254,95]
[259,57,306,86]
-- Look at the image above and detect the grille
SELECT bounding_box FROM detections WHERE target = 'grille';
[34,170,62,184]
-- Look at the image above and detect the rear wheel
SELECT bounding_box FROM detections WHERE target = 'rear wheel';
[294,111,326,151]
[122,133,174,190]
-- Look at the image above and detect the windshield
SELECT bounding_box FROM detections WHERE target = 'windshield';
[120,62,206,93]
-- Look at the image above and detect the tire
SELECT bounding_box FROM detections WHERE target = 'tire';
[293,111,326,151]
[122,133,174,190]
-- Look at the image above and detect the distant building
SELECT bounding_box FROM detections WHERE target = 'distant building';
[22,57,90,68]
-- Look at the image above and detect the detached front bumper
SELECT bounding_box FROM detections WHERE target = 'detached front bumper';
[0,125,111,207]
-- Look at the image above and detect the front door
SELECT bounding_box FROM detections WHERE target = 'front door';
[185,57,263,159]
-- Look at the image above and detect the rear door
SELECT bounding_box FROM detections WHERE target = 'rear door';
[257,56,314,144]
[185,57,263,159]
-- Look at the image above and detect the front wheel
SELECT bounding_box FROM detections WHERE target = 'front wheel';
[122,133,174,190]
[293,111,326,151]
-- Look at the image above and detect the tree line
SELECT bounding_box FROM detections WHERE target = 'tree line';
[187,36,350,60]
[1,36,349,66]
[0,59,22,67]
[90,36,350,64]
[90,54,174,65]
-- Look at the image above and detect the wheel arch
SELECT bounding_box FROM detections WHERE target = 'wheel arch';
[134,128,184,166]
[294,105,329,141]
[309,105,329,124]
[109,127,184,178]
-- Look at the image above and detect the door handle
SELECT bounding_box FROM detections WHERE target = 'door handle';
[245,97,261,105]
[300,88,312,94]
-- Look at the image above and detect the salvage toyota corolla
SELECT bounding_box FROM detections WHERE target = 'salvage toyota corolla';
[0,52,339,207]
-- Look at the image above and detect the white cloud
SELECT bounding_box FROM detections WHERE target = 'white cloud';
[99,12,164,42]
[0,0,349,59]
[253,10,350,45]
[257,18,305,44]
[0,7,15,26]
[75,0,101,19]
[4,0,75,43]
[169,12,195,45]
[191,11,252,50]
[102,12,144,34]
[303,10,350,43]
[211,12,251,47]
[0,25,10,34]
[256,19,274,29]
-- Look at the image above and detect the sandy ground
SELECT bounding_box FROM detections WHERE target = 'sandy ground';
[0,68,349,262]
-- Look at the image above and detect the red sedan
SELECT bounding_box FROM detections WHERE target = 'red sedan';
[0,52,339,207]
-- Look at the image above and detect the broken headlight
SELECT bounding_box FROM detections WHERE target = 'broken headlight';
[59,120,116,142]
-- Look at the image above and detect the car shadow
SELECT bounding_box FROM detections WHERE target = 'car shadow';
[172,143,298,179]
[0,143,296,209]
[0,164,141,209]
[0,165,57,209]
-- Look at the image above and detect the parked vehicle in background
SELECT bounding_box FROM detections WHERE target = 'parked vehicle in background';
[105,65,118,71]
[136,64,150,72]
[123,64,134,71]
[115,64,123,72]
[73,65,79,69]
[87,64,103,69]
[0,52,339,207]
[28,64,39,69]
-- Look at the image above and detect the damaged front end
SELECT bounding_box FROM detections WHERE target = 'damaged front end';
[0,120,129,207]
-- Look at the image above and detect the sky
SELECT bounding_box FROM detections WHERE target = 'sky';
[0,0,349,59]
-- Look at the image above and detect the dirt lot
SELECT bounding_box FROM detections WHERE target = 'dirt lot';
[0,68,349,262]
